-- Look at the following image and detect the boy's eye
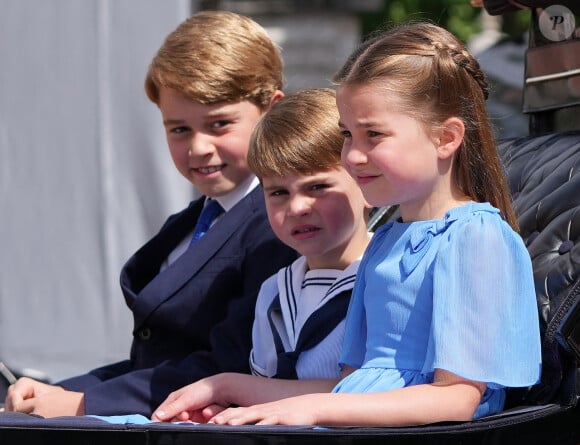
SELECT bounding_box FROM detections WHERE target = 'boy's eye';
[341,129,352,138]
[210,120,232,130]
[170,126,190,134]
[310,183,330,192]
[269,189,288,197]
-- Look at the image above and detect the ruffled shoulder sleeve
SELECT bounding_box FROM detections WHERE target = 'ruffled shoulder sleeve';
[423,210,542,388]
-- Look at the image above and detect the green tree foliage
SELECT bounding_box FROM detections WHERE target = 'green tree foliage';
[361,0,530,43]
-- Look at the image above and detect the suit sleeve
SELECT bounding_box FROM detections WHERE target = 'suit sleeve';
[59,214,297,417]
[58,360,132,390]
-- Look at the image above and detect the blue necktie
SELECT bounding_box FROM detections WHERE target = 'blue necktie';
[189,199,224,246]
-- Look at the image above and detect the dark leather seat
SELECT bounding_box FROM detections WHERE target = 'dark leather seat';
[499,131,580,408]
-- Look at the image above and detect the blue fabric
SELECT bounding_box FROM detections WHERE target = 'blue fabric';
[89,414,200,426]
[89,414,155,425]
[334,202,541,419]
[189,199,224,246]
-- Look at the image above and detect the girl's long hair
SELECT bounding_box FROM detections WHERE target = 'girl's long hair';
[334,22,518,231]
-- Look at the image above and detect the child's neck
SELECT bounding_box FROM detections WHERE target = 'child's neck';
[305,229,370,271]
[400,196,472,222]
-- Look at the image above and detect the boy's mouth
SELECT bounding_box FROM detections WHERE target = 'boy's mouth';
[194,165,225,174]
[291,225,321,236]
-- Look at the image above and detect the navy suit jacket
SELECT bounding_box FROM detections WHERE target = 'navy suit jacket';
[59,187,297,416]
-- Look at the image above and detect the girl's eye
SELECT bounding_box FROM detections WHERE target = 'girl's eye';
[341,129,352,138]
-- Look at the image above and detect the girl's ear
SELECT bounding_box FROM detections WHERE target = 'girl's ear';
[435,117,465,160]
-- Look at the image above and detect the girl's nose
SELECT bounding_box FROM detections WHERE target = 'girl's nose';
[342,144,367,168]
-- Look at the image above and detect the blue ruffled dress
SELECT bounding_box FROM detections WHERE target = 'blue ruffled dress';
[333,202,541,419]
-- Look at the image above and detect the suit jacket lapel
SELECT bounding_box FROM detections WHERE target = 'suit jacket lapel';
[130,188,260,327]
[122,198,204,304]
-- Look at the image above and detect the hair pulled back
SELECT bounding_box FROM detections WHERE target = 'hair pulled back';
[334,22,518,230]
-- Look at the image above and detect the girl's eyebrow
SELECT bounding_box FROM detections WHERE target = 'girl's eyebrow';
[338,119,377,129]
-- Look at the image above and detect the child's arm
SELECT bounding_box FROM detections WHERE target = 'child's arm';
[152,372,339,422]
[205,369,486,427]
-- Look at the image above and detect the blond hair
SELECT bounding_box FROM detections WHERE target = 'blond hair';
[145,11,283,108]
[334,22,518,230]
[248,88,343,179]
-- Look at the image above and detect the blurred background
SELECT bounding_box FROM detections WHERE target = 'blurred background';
[0,0,533,383]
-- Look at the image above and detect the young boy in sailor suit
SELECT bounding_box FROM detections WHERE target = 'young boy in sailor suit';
[153,88,371,422]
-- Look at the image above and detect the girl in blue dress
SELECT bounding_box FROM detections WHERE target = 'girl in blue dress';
[153,21,541,427]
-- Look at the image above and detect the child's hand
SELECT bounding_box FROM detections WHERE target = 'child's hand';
[152,375,228,422]
[208,395,319,426]
[156,403,227,423]
[4,377,61,412]
[4,377,85,417]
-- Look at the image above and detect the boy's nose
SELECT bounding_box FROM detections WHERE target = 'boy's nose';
[188,134,214,157]
[287,195,312,216]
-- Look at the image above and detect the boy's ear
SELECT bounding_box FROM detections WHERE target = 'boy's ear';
[266,90,284,110]
[435,117,464,160]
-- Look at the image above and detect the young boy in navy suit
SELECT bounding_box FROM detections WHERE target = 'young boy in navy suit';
[4,11,297,418]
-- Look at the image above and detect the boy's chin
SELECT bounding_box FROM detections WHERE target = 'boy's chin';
[191,171,254,197]
[193,181,234,198]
